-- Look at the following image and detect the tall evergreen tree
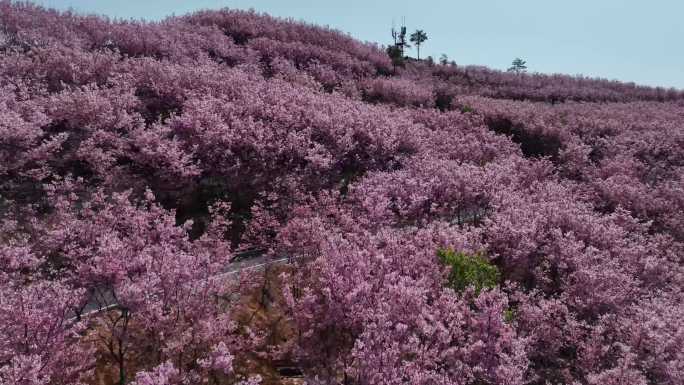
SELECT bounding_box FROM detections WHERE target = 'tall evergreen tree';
[410,29,428,59]
[508,57,528,73]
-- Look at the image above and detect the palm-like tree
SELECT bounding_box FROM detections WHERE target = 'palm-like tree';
[409,29,428,59]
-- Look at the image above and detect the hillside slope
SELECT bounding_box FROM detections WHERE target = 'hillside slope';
[1,2,682,385]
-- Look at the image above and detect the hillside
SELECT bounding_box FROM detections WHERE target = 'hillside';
[1,2,683,385]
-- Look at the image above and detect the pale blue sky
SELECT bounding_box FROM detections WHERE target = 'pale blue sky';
[31,0,684,89]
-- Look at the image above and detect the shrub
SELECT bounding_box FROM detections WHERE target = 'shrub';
[362,77,435,108]
[437,248,500,294]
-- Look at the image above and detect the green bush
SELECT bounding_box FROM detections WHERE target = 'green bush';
[437,248,500,294]
[386,45,405,69]
[503,308,516,323]
[460,105,474,113]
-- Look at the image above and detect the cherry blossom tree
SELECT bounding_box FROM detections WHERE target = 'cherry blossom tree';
[0,2,682,384]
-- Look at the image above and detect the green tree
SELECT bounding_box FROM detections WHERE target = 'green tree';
[409,29,428,59]
[439,53,449,65]
[507,57,528,73]
[437,248,500,294]
[386,45,404,72]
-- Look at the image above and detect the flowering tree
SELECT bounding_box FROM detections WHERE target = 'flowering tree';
[0,281,93,385]
[0,2,682,384]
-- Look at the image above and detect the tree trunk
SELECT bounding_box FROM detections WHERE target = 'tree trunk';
[118,351,126,385]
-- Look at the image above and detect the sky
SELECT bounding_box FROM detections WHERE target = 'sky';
[31,0,684,89]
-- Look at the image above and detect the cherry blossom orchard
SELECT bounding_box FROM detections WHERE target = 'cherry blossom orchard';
[0,2,682,385]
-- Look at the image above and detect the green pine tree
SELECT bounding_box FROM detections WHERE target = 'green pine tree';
[508,57,528,73]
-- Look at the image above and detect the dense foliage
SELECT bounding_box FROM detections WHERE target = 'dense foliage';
[1,2,682,384]
[438,249,501,294]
